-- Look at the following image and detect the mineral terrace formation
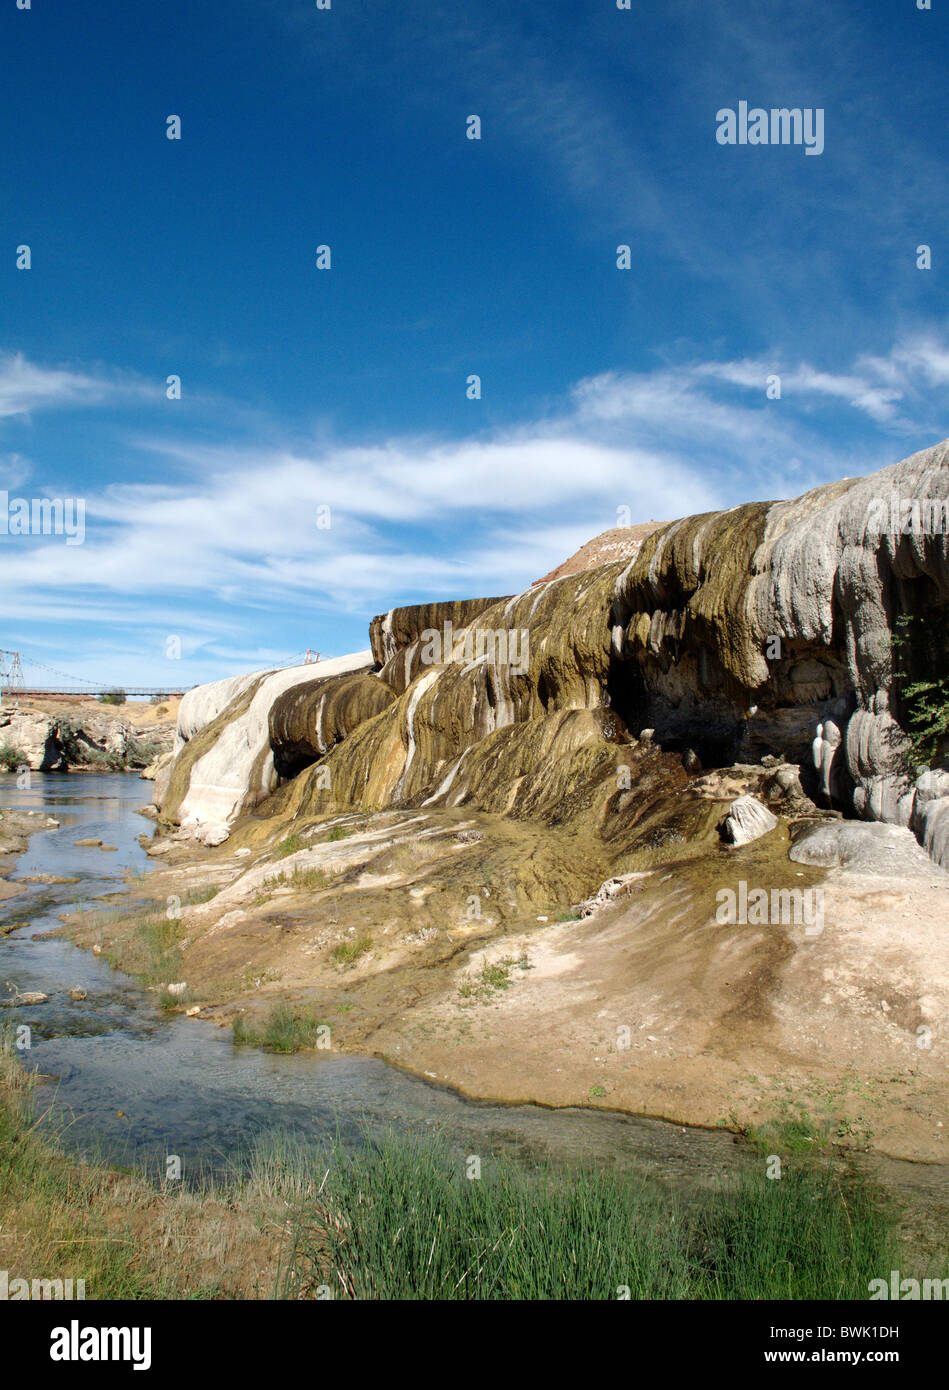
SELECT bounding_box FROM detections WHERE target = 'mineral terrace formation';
[157,441,949,866]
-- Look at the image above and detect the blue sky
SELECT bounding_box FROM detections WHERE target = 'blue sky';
[1,0,947,690]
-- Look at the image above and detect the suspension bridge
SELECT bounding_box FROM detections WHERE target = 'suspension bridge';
[0,648,322,705]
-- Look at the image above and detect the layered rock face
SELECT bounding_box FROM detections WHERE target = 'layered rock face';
[160,653,373,841]
[269,672,396,777]
[0,704,173,772]
[610,441,949,855]
[157,441,949,863]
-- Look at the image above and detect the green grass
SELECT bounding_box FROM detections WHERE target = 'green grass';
[0,1032,178,1296]
[278,1128,904,1301]
[232,1004,328,1053]
[1,1031,939,1303]
[99,907,185,987]
[183,885,220,905]
[275,833,305,858]
[254,865,330,905]
[747,1110,830,1154]
[458,954,531,1002]
[157,984,192,1010]
[0,1031,288,1298]
[330,933,372,967]
[324,825,354,842]
[288,866,329,891]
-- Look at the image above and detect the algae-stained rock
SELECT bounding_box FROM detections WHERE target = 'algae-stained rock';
[270,671,396,775]
[165,653,373,833]
[612,440,949,826]
[279,565,623,821]
[156,440,949,865]
[370,596,510,691]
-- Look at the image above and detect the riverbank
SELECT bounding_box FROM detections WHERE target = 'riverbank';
[0,804,61,917]
[4,1032,938,1300]
[58,800,949,1165]
[0,1033,286,1299]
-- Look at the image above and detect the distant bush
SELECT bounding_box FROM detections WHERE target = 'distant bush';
[81,746,126,772]
[0,743,27,772]
[125,737,162,769]
[98,689,126,706]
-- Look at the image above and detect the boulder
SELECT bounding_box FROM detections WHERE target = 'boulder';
[720,796,778,846]
[788,821,942,878]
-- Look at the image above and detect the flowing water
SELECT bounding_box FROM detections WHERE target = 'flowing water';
[0,772,947,1226]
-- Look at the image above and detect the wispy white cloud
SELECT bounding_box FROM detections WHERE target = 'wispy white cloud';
[0,352,139,419]
[1,335,946,684]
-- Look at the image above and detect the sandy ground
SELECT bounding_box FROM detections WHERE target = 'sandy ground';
[9,695,181,729]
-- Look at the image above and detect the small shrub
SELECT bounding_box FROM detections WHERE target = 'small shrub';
[458,954,530,1002]
[0,743,27,772]
[892,610,949,770]
[331,933,372,967]
[98,689,126,706]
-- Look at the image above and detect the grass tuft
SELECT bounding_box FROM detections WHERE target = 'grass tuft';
[330,933,372,968]
[232,1004,328,1053]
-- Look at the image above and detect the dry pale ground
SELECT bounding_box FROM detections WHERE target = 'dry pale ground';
[62,808,949,1164]
[10,695,182,728]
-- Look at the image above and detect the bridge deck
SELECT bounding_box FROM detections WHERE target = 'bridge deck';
[3,688,189,698]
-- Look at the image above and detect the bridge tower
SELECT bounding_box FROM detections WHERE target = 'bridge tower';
[0,649,24,708]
